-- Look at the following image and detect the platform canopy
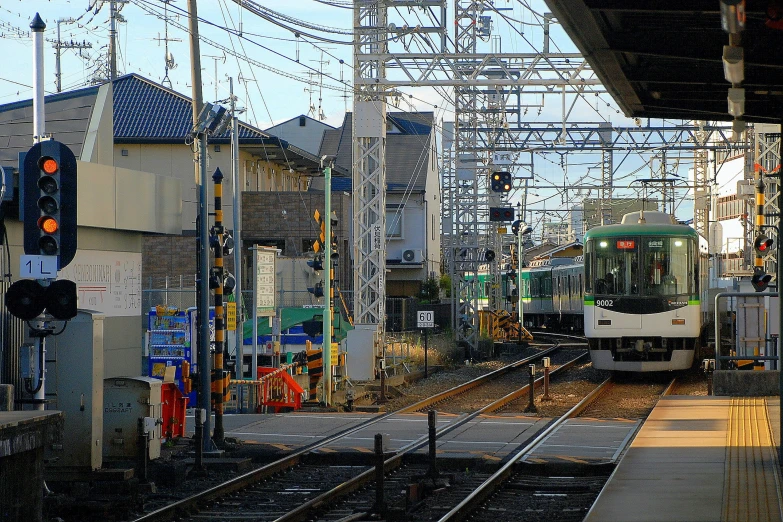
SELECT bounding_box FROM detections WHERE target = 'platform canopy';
[544,1,783,123]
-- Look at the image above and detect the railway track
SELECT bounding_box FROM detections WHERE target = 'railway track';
[436,376,678,522]
[129,343,572,521]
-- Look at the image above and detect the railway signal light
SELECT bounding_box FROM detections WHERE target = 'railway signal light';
[490,171,512,193]
[5,278,77,320]
[751,267,773,292]
[23,140,77,270]
[511,220,533,236]
[484,249,496,262]
[5,279,46,320]
[489,207,514,222]
[307,255,324,272]
[754,234,774,257]
[307,281,324,298]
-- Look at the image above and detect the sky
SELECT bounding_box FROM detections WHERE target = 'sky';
[0,0,711,233]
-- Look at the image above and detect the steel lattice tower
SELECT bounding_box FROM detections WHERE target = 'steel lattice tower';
[352,1,387,336]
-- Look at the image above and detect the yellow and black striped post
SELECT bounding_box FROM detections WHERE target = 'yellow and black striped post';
[755,171,765,273]
[212,167,226,444]
[306,347,323,401]
[753,171,765,370]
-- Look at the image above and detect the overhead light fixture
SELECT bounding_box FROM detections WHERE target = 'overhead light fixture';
[732,118,747,141]
[727,87,745,117]
[720,0,746,33]
[722,45,744,84]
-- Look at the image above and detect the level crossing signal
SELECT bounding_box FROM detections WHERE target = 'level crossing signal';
[489,207,514,222]
[23,140,77,270]
[751,267,773,292]
[491,171,512,193]
[754,234,774,256]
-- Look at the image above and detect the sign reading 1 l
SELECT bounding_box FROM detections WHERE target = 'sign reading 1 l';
[20,255,58,279]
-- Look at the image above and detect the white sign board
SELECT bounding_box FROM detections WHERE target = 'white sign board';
[417,310,435,328]
[20,255,57,279]
[58,250,142,317]
[492,151,514,166]
[255,247,276,317]
[373,224,383,251]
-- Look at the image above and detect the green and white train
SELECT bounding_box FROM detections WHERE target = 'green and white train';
[518,211,710,372]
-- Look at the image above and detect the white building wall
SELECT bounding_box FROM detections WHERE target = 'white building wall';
[113,143,306,232]
[265,116,334,156]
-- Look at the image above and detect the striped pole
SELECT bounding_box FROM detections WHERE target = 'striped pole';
[754,169,764,370]
[212,167,226,444]
[755,169,765,271]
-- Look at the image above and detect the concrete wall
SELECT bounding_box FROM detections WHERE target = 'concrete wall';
[713,370,781,396]
[113,144,308,232]
[242,191,352,294]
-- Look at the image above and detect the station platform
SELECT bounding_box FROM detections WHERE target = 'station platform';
[585,396,783,522]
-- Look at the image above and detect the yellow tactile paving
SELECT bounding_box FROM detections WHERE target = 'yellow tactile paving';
[723,398,783,522]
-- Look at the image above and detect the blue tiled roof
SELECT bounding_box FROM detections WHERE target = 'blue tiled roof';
[388,113,432,135]
[113,74,266,143]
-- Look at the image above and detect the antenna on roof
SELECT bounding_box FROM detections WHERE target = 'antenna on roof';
[154,0,181,89]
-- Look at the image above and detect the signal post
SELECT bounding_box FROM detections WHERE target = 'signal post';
[7,139,79,409]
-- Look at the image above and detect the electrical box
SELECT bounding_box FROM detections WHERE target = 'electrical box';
[103,376,163,460]
[41,310,105,470]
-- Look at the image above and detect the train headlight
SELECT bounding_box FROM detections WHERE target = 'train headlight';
[599,241,608,248]
[672,319,686,325]
[674,240,683,247]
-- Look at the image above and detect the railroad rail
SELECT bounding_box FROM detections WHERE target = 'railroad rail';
[437,376,677,521]
[131,344,569,521]
[270,351,590,522]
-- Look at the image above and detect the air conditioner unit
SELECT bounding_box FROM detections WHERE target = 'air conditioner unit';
[401,249,424,263]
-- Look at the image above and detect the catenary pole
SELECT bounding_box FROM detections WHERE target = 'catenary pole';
[323,163,332,406]
[230,77,243,380]
[186,0,212,458]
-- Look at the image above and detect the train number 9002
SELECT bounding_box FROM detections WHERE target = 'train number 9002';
[595,299,614,307]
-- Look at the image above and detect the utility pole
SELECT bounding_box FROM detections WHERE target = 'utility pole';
[230,77,243,379]
[205,53,225,102]
[50,18,91,93]
[186,0,212,459]
[109,1,118,80]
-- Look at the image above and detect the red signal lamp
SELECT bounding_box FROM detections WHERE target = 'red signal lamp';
[38,216,58,234]
[40,157,58,175]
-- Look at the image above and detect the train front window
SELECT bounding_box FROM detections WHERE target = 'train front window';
[643,237,693,296]
[590,238,639,296]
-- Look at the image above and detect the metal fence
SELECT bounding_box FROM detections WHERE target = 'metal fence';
[142,277,354,321]
[142,278,452,338]
[714,292,779,370]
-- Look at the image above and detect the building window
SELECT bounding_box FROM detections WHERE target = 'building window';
[299,116,306,126]
[214,145,221,152]
[121,149,129,156]
[386,205,403,238]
